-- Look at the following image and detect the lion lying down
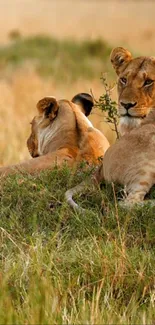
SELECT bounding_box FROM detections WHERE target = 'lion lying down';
[65,109,155,209]
[0,93,109,177]
[65,47,155,209]
[66,47,155,208]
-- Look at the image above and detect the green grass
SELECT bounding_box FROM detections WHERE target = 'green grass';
[0,165,155,324]
[0,35,112,81]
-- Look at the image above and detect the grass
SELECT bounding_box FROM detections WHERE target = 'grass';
[0,165,155,324]
[0,35,112,82]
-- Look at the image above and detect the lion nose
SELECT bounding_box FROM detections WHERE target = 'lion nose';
[120,102,137,110]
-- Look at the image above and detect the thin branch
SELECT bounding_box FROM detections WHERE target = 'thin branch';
[94,74,119,139]
[90,88,98,104]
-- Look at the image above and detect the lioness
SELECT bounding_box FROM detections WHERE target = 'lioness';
[65,49,155,209]
[65,108,155,209]
[0,93,109,177]
[111,47,155,135]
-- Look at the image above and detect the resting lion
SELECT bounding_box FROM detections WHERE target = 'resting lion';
[65,49,155,209]
[0,93,109,177]
[65,108,155,209]
[111,47,155,135]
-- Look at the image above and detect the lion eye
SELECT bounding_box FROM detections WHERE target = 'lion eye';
[120,77,127,85]
[144,79,153,86]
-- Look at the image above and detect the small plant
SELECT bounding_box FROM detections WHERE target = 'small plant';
[93,75,119,138]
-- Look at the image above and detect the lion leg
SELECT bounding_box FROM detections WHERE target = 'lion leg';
[0,151,75,177]
[120,179,154,208]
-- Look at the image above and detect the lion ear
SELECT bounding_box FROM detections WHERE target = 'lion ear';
[110,47,132,75]
[36,97,59,120]
[72,93,94,116]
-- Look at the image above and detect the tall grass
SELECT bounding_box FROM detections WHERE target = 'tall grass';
[0,166,155,324]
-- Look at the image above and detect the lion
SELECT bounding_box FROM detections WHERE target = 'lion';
[0,93,109,177]
[110,47,155,136]
[65,48,155,210]
[65,108,155,209]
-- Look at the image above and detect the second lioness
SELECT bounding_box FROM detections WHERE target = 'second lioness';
[0,93,109,176]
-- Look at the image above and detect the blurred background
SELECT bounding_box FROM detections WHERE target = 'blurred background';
[0,0,155,165]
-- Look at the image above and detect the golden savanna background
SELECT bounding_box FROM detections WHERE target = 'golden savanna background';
[0,0,155,166]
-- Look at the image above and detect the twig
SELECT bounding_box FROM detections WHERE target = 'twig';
[94,74,119,139]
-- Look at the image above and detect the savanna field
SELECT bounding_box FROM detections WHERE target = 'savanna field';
[0,1,155,323]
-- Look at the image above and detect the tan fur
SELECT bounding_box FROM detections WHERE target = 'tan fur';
[96,110,155,206]
[110,47,155,135]
[65,50,155,210]
[0,96,109,177]
[65,109,155,209]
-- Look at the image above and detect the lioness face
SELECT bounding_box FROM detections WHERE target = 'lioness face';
[111,47,155,135]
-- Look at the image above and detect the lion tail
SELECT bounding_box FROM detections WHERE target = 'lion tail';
[65,163,104,211]
[65,179,92,211]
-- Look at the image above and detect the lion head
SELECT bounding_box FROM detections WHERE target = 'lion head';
[111,47,155,135]
[27,93,95,158]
